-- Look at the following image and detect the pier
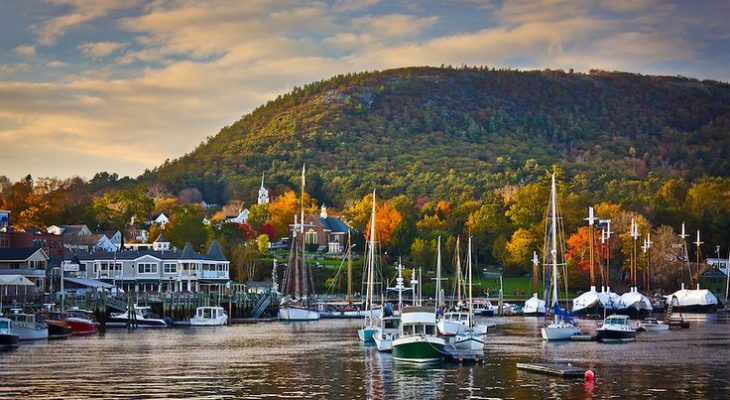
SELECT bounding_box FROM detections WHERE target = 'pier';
[516,363,586,378]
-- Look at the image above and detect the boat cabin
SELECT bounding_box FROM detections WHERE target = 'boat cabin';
[196,307,225,320]
[0,318,12,332]
[442,312,470,321]
[603,315,630,326]
[399,306,437,336]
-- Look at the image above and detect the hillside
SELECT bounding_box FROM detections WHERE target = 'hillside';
[142,67,730,205]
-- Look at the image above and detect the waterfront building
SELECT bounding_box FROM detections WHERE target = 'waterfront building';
[0,247,48,295]
[63,238,229,294]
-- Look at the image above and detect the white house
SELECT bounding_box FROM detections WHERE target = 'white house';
[47,224,92,236]
[706,258,729,276]
[154,213,170,228]
[227,209,249,224]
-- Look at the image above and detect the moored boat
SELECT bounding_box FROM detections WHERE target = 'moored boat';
[65,309,99,335]
[392,306,446,363]
[107,306,168,328]
[616,287,653,318]
[190,306,228,326]
[523,293,546,316]
[8,312,48,340]
[665,285,718,313]
[597,315,636,342]
[640,317,669,332]
[44,319,72,339]
[0,317,20,351]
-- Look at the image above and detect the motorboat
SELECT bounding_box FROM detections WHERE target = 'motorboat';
[373,315,400,352]
[523,293,546,316]
[44,318,73,339]
[108,306,168,328]
[473,299,497,316]
[65,308,99,335]
[596,315,636,343]
[8,312,48,340]
[392,306,446,363]
[190,306,228,326]
[640,317,669,332]
[0,317,20,351]
[437,311,470,336]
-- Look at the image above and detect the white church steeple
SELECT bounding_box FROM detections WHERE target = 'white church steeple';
[257,173,269,205]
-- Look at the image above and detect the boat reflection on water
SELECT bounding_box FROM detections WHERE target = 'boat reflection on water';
[391,359,446,400]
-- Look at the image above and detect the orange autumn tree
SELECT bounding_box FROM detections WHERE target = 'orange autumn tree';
[366,199,402,246]
[565,226,597,289]
[268,190,317,239]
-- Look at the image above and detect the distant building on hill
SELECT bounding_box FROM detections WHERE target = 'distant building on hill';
[303,205,350,254]
[258,173,270,205]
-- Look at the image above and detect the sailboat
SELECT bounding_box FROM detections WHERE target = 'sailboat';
[319,231,364,318]
[437,237,472,336]
[373,260,407,352]
[358,191,379,342]
[665,227,718,313]
[279,165,320,321]
[453,236,486,351]
[541,173,582,341]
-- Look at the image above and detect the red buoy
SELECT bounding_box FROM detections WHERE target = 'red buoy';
[584,369,595,382]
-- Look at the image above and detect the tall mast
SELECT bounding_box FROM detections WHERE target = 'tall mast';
[397,259,403,312]
[435,236,442,313]
[586,207,596,288]
[600,218,612,290]
[347,230,352,303]
[468,236,473,329]
[694,229,703,289]
[630,218,640,290]
[532,251,540,295]
[300,165,308,299]
[456,236,462,308]
[367,190,377,318]
[679,223,690,287]
[550,173,559,324]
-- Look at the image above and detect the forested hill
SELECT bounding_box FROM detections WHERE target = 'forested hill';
[142,67,730,206]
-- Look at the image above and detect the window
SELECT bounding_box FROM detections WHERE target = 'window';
[305,230,317,244]
[163,263,177,273]
[137,263,158,274]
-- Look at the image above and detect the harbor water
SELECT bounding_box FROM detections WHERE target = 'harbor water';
[1,314,730,399]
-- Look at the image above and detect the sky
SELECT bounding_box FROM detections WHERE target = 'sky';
[1,0,728,181]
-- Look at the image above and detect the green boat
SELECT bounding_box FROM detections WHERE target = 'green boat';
[392,306,445,363]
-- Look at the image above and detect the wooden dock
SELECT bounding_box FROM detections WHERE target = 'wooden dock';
[443,348,486,364]
[516,363,586,378]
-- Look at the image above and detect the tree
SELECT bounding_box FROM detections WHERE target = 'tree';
[410,238,435,268]
[268,191,317,239]
[257,234,270,254]
[505,228,537,272]
[92,185,153,230]
[166,205,208,250]
[506,183,548,233]
[369,200,401,247]
[247,203,270,232]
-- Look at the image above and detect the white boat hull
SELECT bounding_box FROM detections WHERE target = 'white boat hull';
[190,316,228,326]
[541,323,581,341]
[14,325,49,341]
[437,319,465,336]
[453,333,485,351]
[279,307,320,321]
[642,323,669,332]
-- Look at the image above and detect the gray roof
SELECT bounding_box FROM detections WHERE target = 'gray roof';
[0,247,45,261]
[207,240,226,261]
[180,242,197,259]
[64,277,114,288]
[62,246,228,263]
[154,233,169,243]
[318,216,350,233]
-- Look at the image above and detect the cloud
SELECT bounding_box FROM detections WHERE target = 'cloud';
[47,60,69,68]
[78,41,128,57]
[1,0,727,181]
[36,0,142,45]
[14,45,36,56]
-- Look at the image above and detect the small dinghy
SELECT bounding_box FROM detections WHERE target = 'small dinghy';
[640,317,669,332]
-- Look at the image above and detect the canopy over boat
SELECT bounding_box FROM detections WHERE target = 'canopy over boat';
[573,286,622,312]
[618,288,653,311]
[524,293,546,313]
[665,288,718,307]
